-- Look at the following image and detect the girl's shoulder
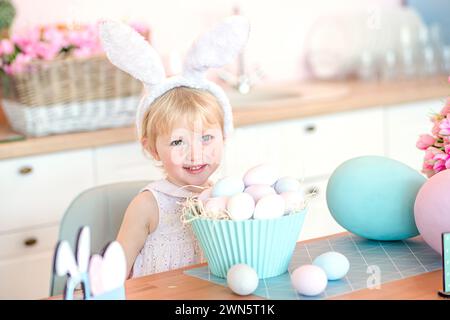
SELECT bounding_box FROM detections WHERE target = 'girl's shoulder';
[125,188,159,234]
[140,179,200,198]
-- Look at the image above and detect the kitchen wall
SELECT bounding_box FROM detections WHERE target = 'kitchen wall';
[11,0,401,82]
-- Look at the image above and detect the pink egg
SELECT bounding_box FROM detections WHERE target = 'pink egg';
[253,194,285,220]
[414,169,450,254]
[204,197,228,213]
[291,265,327,296]
[244,185,276,202]
[198,187,212,202]
[281,191,305,213]
[243,164,279,187]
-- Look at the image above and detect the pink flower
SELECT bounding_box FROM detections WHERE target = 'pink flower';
[439,115,450,136]
[417,134,435,150]
[42,26,68,49]
[440,98,450,116]
[7,53,32,74]
[129,22,150,36]
[0,39,15,56]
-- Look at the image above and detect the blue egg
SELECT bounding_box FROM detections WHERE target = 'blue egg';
[326,156,426,241]
[211,176,245,197]
[313,251,349,281]
[274,176,301,194]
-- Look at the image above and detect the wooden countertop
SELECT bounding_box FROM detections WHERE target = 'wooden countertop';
[1,76,448,160]
[48,232,446,300]
[123,232,446,300]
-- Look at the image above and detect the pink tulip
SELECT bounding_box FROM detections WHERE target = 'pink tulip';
[439,115,450,136]
[440,98,450,116]
[416,134,435,150]
[0,39,15,55]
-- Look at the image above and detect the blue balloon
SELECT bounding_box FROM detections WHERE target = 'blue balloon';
[326,156,426,241]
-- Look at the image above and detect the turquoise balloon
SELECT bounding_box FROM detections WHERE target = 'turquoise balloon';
[326,156,426,241]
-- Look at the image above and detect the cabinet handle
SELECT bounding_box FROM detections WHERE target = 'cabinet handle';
[306,186,319,195]
[19,166,33,175]
[304,124,316,133]
[24,237,38,247]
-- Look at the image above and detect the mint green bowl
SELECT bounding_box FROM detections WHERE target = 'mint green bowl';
[190,209,307,279]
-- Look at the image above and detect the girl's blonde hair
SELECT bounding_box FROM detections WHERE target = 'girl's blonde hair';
[141,86,225,155]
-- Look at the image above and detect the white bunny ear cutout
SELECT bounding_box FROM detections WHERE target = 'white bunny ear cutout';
[99,20,166,85]
[183,15,250,78]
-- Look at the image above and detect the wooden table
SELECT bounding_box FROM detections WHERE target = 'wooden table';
[121,233,446,300]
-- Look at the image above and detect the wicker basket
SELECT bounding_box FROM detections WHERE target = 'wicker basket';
[0,55,143,136]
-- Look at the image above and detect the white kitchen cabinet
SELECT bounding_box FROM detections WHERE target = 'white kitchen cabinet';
[0,149,95,233]
[93,142,164,185]
[0,251,54,299]
[385,99,443,171]
[298,177,346,241]
[224,107,385,180]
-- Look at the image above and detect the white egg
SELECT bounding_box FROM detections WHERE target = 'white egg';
[243,164,279,187]
[274,176,302,193]
[244,185,276,202]
[211,176,245,197]
[281,191,305,213]
[227,264,259,296]
[291,265,328,296]
[253,194,285,220]
[204,197,228,213]
[227,193,255,221]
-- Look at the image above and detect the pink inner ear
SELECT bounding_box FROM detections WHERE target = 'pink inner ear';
[89,255,105,296]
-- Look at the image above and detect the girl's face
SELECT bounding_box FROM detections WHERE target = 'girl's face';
[152,118,224,189]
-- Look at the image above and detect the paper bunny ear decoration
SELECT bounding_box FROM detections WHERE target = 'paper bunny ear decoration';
[99,16,250,139]
[53,226,126,300]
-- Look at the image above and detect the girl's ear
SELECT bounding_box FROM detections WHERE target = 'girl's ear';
[142,137,161,161]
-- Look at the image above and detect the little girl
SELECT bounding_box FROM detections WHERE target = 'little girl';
[99,16,250,278]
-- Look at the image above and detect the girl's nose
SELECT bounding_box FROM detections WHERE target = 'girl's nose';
[187,139,203,163]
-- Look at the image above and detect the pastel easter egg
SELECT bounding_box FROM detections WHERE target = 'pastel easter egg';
[204,197,228,213]
[291,265,327,296]
[253,194,285,220]
[101,241,127,292]
[274,176,302,194]
[326,156,425,241]
[227,264,259,296]
[244,184,276,203]
[281,191,305,213]
[243,164,279,187]
[313,251,350,280]
[414,169,450,254]
[227,193,255,221]
[211,176,245,197]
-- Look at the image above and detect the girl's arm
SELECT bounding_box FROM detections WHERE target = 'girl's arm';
[116,191,159,278]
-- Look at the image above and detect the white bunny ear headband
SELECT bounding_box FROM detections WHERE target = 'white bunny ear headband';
[99,16,250,139]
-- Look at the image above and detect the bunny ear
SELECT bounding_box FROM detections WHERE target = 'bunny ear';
[76,226,90,273]
[183,15,250,77]
[99,20,166,85]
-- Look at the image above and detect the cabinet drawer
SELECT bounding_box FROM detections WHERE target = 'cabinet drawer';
[0,149,95,232]
[0,251,54,299]
[298,177,346,241]
[291,107,385,179]
[0,224,59,260]
[94,142,165,185]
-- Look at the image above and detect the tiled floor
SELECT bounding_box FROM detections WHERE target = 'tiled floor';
[184,233,442,300]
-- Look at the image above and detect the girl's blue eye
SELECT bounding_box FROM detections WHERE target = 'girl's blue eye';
[202,134,214,142]
[170,139,184,146]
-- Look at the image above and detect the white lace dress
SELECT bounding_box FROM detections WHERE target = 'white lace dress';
[131,179,205,278]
